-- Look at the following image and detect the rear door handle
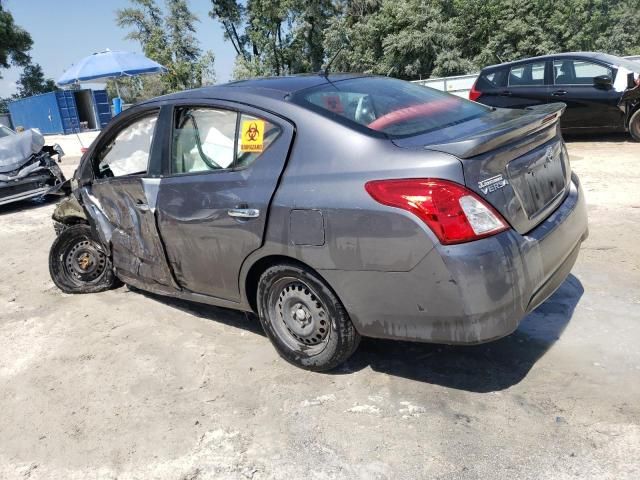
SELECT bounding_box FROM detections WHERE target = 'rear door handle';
[551,90,567,96]
[227,208,260,219]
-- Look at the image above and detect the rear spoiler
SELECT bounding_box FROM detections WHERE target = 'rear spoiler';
[424,103,566,159]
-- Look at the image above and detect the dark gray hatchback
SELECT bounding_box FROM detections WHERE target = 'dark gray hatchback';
[49,74,588,370]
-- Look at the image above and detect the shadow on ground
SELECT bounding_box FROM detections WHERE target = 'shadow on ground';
[130,274,583,393]
[131,288,266,337]
[563,132,631,143]
[0,195,59,216]
[339,274,584,392]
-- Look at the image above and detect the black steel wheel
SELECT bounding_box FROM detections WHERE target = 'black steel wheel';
[630,109,640,142]
[257,263,360,371]
[49,224,117,294]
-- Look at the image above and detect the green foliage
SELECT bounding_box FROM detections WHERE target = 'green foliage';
[0,2,33,78]
[212,0,640,81]
[116,0,215,96]
[325,0,472,79]
[210,0,335,79]
[15,63,57,97]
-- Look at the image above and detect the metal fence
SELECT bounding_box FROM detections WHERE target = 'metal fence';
[412,73,478,98]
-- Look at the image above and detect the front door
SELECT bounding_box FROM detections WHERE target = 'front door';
[551,58,625,129]
[83,109,176,290]
[155,103,294,301]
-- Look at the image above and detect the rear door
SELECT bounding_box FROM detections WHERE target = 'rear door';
[155,101,294,301]
[500,60,551,108]
[551,58,624,129]
[81,108,177,290]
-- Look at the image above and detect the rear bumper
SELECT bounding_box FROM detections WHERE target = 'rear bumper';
[320,173,588,344]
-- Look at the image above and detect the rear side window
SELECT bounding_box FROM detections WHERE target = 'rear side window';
[235,114,281,169]
[553,59,614,85]
[172,108,237,173]
[291,76,489,138]
[477,69,507,89]
[171,107,281,174]
[508,62,546,86]
[97,112,158,178]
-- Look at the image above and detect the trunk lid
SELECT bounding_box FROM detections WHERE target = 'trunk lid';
[392,103,571,234]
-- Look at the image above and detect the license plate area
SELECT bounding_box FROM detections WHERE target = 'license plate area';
[507,143,566,219]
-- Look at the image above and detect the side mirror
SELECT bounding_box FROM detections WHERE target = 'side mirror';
[593,75,613,89]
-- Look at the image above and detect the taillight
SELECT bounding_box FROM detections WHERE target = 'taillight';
[365,179,509,245]
[469,82,482,102]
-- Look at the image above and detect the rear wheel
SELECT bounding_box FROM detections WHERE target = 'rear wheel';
[257,263,360,371]
[49,224,117,294]
[630,109,640,142]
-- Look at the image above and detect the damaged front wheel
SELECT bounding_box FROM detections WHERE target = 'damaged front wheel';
[49,224,118,294]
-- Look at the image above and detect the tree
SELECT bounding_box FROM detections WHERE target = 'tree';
[0,1,33,78]
[116,0,215,95]
[15,63,57,97]
[324,0,470,80]
[210,0,335,79]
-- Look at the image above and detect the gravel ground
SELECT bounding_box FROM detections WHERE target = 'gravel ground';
[0,136,639,480]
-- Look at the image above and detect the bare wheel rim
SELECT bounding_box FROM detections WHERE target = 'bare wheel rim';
[62,236,107,285]
[267,276,331,354]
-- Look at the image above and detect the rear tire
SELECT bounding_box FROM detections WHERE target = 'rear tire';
[257,263,360,371]
[49,224,117,294]
[630,109,640,142]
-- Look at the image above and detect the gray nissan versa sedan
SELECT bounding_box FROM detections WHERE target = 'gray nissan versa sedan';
[48,74,588,371]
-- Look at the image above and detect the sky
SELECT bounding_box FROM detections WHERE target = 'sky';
[0,0,236,97]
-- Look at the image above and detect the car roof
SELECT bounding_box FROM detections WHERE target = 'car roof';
[480,52,627,71]
[141,73,368,106]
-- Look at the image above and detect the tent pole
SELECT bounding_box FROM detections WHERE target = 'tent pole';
[74,82,84,148]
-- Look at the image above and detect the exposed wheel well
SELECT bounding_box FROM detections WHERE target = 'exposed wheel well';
[59,216,88,226]
[627,102,640,127]
[244,255,323,313]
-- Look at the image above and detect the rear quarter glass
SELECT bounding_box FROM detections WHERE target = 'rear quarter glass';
[477,69,508,90]
[290,76,491,139]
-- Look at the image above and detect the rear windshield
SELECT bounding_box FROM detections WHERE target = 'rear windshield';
[598,54,640,73]
[290,76,490,138]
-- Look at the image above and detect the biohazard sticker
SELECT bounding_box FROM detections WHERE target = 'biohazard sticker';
[240,119,265,152]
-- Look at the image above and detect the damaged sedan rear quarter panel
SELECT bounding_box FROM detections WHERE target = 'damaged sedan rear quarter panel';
[49,74,589,370]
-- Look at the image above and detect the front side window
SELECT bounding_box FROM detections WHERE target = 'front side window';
[97,113,158,178]
[508,62,546,86]
[554,59,613,85]
[291,76,489,138]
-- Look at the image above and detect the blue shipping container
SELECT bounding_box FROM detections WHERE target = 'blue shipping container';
[92,90,112,129]
[8,89,112,135]
[8,91,81,135]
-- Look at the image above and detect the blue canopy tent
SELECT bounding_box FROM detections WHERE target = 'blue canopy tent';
[57,49,167,114]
